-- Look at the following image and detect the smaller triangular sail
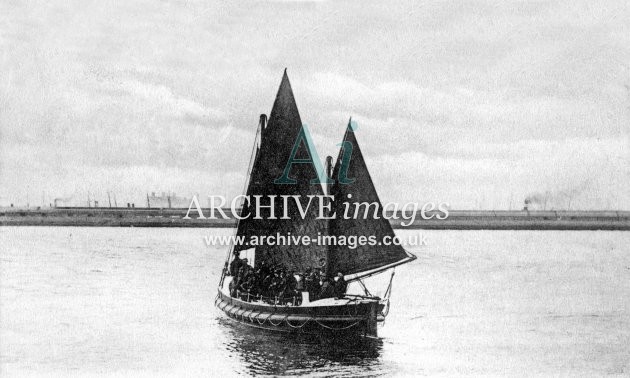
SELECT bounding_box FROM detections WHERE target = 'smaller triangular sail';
[328,120,415,280]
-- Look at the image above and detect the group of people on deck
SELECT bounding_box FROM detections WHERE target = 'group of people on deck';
[226,251,347,305]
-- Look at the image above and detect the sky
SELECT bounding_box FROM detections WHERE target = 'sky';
[0,0,628,209]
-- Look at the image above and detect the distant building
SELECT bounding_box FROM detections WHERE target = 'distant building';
[53,197,76,207]
[147,192,191,208]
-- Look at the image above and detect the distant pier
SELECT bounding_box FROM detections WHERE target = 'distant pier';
[1,207,629,230]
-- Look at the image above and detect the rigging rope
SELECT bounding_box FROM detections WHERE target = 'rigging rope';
[378,269,396,320]
[268,314,289,327]
[219,121,262,288]
[312,318,362,330]
[383,270,395,300]
[285,317,311,328]
[357,279,372,297]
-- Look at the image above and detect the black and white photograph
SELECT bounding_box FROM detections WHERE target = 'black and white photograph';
[1,1,629,376]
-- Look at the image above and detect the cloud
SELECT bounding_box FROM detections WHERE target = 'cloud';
[368,136,629,209]
[0,0,628,209]
[110,80,225,121]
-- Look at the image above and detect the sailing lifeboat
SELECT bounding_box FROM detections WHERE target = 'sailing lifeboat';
[215,71,416,338]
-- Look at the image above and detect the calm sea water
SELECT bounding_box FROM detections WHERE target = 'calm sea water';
[1,227,629,377]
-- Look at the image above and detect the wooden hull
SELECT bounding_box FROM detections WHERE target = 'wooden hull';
[215,290,382,338]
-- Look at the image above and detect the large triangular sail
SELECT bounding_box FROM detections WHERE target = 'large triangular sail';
[233,71,329,272]
[327,121,416,280]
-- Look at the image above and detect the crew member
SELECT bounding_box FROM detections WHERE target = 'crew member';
[333,272,347,299]
[319,273,335,299]
[229,251,243,276]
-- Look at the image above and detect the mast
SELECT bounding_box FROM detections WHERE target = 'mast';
[325,155,333,195]
[219,112,266,287]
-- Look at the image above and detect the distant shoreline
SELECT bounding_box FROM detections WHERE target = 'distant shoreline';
[1,208,629,230]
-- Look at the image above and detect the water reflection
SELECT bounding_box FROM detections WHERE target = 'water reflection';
[218,317,386,376]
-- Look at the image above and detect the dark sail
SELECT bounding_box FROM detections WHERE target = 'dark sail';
[328,120,415,279]
[233,70,329,272]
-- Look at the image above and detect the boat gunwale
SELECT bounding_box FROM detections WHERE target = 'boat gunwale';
[216,289,380,316]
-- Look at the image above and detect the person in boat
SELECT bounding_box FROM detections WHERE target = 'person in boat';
[333,272,347,299]
[261,271,273,299]
[319,273,335,299]
[305,269,320,301]
[295,272,304,292]
[238,265,252,293]
[229,250,242,276]
[318,269,326,286]
[241,258,252,275]
[285,270,299,305]
[229,268,241,297]
[239,274,256,301]
[294,272,304,305]
[269,269,282,301]
[229,278,236,297]
[273,270,283,296]
[278,270,292,303]
[252,266,264,298]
